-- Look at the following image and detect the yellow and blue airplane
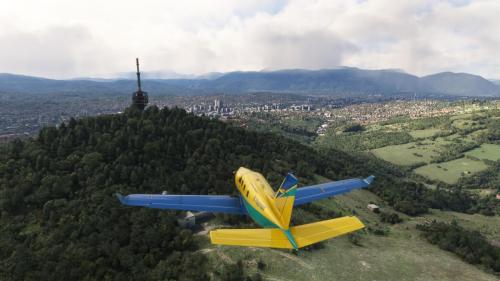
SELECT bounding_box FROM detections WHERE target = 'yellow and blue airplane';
[117,167,374,250]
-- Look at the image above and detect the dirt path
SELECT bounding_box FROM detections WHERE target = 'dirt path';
[260,273,288,281]
[197,248,215,254]
[199,248,234,263]
[269,249,314,270]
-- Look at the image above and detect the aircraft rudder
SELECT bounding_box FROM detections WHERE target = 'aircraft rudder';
[274,185,297,229]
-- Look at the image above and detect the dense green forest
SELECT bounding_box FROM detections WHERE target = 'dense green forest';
[417,221,500,273]
[0,106,376,280]
[479,116,500,143]
[0,107,313,280]
[0,106,497,280]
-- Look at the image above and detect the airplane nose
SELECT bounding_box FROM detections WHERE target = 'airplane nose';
[237,167,250,173]
[235,167,252,178]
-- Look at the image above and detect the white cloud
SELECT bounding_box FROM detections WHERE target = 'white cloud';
[0,26,117,77]
[0,0,498,78]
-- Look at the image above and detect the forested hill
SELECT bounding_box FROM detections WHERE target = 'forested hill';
[0,106,378,281]
[0,107,494,280]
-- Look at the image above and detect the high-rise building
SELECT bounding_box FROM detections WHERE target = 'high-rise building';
[214,99,223,112]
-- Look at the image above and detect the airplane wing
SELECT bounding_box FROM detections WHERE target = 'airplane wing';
[210,216,364,249]
[294,176,374,206]
[116,193,246,214]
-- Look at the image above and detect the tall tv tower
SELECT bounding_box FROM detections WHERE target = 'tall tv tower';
[132,58,149,110]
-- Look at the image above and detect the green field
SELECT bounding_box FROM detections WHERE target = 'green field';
[371,139,450,166]
[368,111,499,184]
[409,128,442,138]
[414,157,489,184]
[200,190,499,281]
[465,143,500,161]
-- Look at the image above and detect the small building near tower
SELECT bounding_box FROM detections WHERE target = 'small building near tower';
[367,204,380,213]
[177,211,214,229]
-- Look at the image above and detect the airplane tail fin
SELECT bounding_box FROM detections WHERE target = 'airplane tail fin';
[210,216,365,249]
[276,173,298,197]
[274,173,298,228]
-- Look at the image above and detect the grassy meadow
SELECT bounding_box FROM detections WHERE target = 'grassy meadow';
[371,139,448,166]
[365,110,499,185]
[465,144,500,161]
[199,189,500,281]
[414,157,489,184]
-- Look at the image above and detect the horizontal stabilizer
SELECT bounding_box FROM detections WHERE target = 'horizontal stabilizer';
[210,216,364,249]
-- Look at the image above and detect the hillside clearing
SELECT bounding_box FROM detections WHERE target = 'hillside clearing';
[371,139,449,166]
[201,190,499,281]
[414,157,489,184]
[465,144,500,161]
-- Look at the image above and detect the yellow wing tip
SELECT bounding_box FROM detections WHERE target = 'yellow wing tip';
[209,229,230,245]
[209,230,215,243]
[291,216,365,248]
[347,215,365,229]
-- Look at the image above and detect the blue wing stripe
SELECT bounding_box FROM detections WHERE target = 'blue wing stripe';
[294,176,374,206]
[116,194,245,214]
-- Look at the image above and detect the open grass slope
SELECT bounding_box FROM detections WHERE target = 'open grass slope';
[371,138,451,166]
[465,144,500,161]
[414,157,489,184]
[372,142,438,166]
[200,189,499,281]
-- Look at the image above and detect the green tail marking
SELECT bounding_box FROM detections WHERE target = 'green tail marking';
[283,229,299,250]
[277,185,297,198]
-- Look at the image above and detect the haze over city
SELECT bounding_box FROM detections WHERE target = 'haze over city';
[1,0,499,79]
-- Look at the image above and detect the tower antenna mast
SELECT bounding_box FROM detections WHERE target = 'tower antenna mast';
[136,58,142,92]
[131,58,148,110]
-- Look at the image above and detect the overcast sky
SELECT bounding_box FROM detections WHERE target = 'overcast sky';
[0,0,499,79]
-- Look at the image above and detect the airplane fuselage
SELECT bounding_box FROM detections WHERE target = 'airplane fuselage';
[235,167,287,230]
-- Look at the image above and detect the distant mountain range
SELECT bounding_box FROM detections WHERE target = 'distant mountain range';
[1,67,499,97]
[490,79,500,86]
